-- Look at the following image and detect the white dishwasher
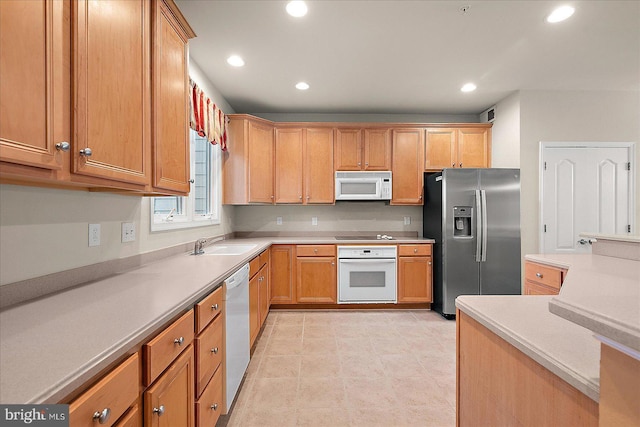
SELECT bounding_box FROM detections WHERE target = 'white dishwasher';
[223,263,250,412]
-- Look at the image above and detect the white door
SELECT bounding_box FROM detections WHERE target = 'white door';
[540,144,634,254]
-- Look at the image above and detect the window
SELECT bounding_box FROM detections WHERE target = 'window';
[150,129,221,231]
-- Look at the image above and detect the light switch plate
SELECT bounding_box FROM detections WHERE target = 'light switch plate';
[312,217,318,226]
[404,216,411,225]
[276,216,283,225]
[121,222,136,243]
[88,223,101,247]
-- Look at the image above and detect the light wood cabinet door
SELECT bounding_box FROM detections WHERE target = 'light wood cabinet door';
[0,0,66,172]
[249,272,260,346]
[275,128,304,203]
[144,345,195,427]
[259,262,270,327]
[334,128,362,170]
[425,128,457,170]
[73,0,150,187]
[270,245,295,304]
[305,128,334,203]
[296,255,337,304]
[363,128,391,170]
[391,128,424,205]
[457,128,490,168]
[247,120,274,203]
[151,0,192,195]
[398,256,433,303]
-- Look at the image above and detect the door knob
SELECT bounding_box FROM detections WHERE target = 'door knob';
[79,148,92,157]
[55,142,70,152]
[577,239,588,245]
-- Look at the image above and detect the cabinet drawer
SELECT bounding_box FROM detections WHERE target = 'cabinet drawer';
[259,249,270,267]
[114,403,141,427]
[249,256,261,278]
[69,353,139,427]
[524,262,563,290]
[196,364,223,427]
[143,309,195,386]
[296,245,335,257]
[195,314,223,398]
[524,279,560,296]
[195,285,223,334]
[398,244,432,256]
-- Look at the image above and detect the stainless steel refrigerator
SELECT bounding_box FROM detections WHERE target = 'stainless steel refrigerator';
[423,169,521,319]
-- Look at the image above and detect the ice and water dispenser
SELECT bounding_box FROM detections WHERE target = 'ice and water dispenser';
[453,206,472,237]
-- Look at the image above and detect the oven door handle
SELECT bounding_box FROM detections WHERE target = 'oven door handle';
[339,259,396,263]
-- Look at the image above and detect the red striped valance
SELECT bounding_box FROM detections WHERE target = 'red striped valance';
[189,79,227,151]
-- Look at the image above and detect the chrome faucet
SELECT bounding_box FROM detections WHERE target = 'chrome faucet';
[193,238,207,255]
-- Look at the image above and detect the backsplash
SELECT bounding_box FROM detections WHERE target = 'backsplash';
[233,202,423,235]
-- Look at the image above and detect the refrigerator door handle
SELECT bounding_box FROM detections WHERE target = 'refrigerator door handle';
[481,189,488,262]
[475,190,482,262]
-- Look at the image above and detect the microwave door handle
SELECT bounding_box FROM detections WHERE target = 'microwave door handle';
[475,190,482,263]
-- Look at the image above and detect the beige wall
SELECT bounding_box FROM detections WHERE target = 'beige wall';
[489,92,521,168]
[518,90,640,261]
[233,203,423,234]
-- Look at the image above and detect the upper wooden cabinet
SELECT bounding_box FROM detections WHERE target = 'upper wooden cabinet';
[334,128,391,171]
[391,128,424,205]
[274,127,334,204]
[151,0,196,195]
[425,127,491,171]
[1,0,195,194]
[73,0,151,187]
[0,0,68,177]
[224,115,275,204]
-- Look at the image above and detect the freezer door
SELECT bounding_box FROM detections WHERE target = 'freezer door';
[441,169,481,315]
[479,169,521,295]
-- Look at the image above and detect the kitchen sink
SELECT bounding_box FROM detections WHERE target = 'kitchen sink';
[201,244,257,255]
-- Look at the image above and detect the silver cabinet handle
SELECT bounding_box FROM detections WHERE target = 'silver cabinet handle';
[459,163,462,167]
[211,303,219,311]
[93,408,110,424]
[357,162,361,166]
[299,195,302,200]
[153,405,165,416]
[211,347,219,354]
[452,163,455,167]
[174,337,184,345]
[79,148,92,157]
[55,142,70,152]
[306,195,310,200]
[536,272,543,278]
[414,248,418,253]
[428,262,432,265]
[211,403,218,411]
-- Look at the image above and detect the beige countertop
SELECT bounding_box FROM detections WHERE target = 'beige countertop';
[0,236,434,404]
[525,253,640,355]
[456,295,600,402]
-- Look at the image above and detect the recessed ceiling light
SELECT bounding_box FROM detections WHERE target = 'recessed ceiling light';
[460,83,477,93]
[286,1,307,17]
[226,55,245,67]
[295,82,310,90]
[546,5,575,23]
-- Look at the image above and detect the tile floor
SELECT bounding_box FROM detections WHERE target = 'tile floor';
[223,310,457,427]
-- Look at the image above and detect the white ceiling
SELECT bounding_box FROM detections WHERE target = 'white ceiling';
[175,1,640,115]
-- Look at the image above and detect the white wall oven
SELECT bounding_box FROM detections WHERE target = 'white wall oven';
[338,246,397,303]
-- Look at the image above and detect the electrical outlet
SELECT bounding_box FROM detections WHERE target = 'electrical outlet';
[276,216,283,225]
[88,223,101,247]
[121,222,136,243]
[312,217,318,226]
[404,216,411,225]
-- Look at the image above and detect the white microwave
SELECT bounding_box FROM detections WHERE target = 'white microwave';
[335,171,392,201]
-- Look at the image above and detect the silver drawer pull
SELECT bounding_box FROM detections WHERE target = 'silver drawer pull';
[211,347,219,354]
[79,148,92,157]
[211,403,218,411]
[536,272,543,278]
[211,303,219,311]
[55,141,70,152]
[93,408,110,424]
[174,337,184,346]
[153,405,165,416]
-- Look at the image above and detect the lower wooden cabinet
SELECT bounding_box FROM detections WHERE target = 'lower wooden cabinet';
[250,250,271,346]
[143,345,195,427]
[397,244,433,303]
[249,270,260,346]
[523,261,567,295]
[69,353,140,427]
[195,365,223,427]
[270,245,296,304]
[296,245,336,303]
